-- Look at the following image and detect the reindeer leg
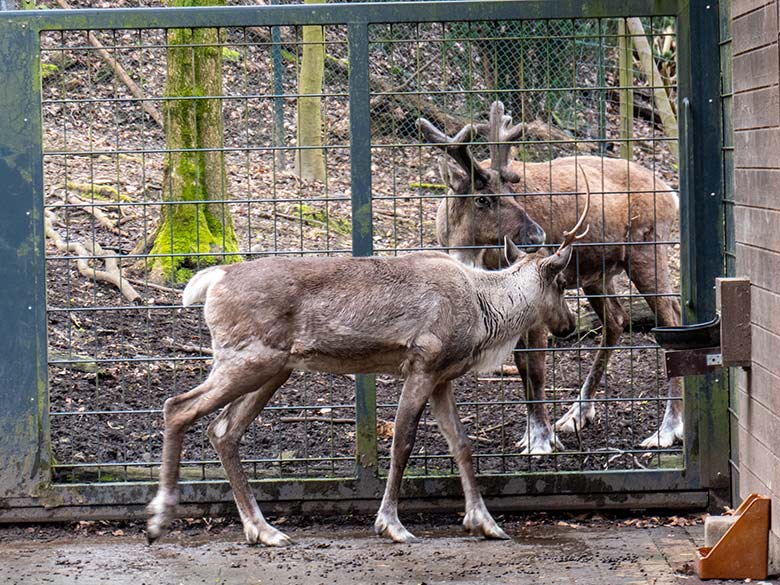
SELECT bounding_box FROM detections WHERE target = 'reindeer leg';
[555,282,627,434]
[640,377,683,448]
[632,245,684,448]
[430,381,509,539]
[146,378,215,543]
[514,327,564,453]
[374,372,433,543]
[147,347,288,543]
[207,369,292,546]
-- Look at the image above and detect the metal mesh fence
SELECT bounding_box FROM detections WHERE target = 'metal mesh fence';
[40,14,681,486]
[43,24,357,483]
[367,18,680,475]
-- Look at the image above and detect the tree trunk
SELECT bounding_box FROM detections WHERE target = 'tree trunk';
[148,0,241,283]
[627,17,678,164]
[295,0,326,181]
[618,19,634,161]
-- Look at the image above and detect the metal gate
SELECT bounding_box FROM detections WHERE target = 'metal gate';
[0,0,729,522]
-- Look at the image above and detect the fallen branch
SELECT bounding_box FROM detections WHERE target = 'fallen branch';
[65,181,127,202]
[66,195,130,238]
[255,209,328,229]
[54,0,164,129]
[45,210,141,303]
[627,18,678,164]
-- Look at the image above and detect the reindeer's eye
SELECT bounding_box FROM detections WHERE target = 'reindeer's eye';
[474,196,491,209]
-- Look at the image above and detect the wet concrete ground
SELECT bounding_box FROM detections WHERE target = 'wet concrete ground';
[0,518,775,585]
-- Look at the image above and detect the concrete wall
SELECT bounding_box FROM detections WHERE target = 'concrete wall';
[731,0,780,572]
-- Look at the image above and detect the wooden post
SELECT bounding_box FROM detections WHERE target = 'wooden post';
[716,277,751,368]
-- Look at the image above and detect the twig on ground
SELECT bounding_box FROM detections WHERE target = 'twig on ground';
[126,278,181,295]
[164,338,214,355]
[476,421,509,435]
[279,416,355,424]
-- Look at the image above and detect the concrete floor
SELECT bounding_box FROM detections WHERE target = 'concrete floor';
[0,519,775,585]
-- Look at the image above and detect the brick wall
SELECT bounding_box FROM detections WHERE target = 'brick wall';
[731,0,780,572]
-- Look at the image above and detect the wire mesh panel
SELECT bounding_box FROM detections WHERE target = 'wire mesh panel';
[41,23,358,483]
[41,15,681,483]
[368,17,681,476]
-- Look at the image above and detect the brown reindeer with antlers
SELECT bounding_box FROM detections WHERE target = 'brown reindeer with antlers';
[418,101,682,454]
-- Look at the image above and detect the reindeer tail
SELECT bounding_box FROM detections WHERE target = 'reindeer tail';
[182,267,226,307]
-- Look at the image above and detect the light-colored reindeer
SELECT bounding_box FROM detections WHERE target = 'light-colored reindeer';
[418,101,682,454]
[146,182,590,546]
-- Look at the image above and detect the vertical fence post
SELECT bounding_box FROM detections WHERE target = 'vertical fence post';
[270,0,286,171]
[718,0,738,507]
[677,0,730,508]
[0,17,50,498]
[348,21,378,489]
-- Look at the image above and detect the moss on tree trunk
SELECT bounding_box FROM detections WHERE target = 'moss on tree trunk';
[149,0,241,283]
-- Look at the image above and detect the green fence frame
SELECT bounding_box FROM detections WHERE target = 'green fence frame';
[0,0,728,521]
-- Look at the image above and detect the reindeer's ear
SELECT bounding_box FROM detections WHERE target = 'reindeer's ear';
[503,236,525,265]
[540,244,573,279]
[439,154,468,187]
[439,157,468,192]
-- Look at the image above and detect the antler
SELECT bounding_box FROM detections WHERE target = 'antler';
[556,164,591,255]
[416,118,489,187]
[475,101,524,183]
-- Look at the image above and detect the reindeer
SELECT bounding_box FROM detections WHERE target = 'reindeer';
[146,190,589,546]
[418,101,682,454]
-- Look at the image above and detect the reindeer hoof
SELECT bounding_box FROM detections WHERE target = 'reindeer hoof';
[554,402,595,434]
[244,522,293,547]
[146,525,162,545]
[516,428,564,454]
[145,489,178,545]
[640,425,683,449]
[146,515,171,545]
[463,508,510,540]
[374,512,418,543]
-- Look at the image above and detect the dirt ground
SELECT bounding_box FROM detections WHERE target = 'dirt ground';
[0,512,770,585]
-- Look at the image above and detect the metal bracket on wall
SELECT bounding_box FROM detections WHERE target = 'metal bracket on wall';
[653,277,752,379]
[665,346,722,378]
